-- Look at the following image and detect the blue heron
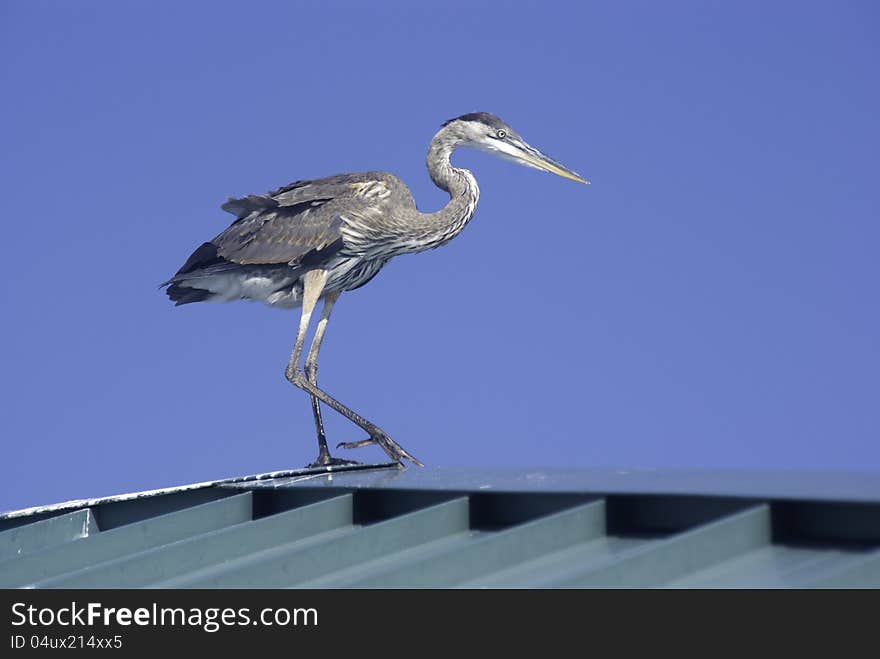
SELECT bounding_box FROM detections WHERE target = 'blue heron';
[163,112,588,467]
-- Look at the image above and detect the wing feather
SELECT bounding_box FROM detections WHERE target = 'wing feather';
[211,173,396,267]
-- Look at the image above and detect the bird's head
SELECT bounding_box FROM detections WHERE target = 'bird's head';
[440,112,589,184]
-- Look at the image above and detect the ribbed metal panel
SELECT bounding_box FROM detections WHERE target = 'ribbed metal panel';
[34,495,354,588]
[0,508,96,562]
[0,493,252,587]
[309,500,605,588]
[1,466,878,588]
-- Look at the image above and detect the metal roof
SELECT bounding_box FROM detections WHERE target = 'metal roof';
[2,464,879,588]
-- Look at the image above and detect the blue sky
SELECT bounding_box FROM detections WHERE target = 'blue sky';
[2,1,878,512]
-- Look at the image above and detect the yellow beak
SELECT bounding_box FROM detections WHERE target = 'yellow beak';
[519,146,590,184]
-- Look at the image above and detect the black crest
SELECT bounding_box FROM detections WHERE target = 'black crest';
[442,112,507,130]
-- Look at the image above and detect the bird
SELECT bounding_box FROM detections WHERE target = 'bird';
[162,112,588,468]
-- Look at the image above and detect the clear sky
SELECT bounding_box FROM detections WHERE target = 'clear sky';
[2,1,878,512]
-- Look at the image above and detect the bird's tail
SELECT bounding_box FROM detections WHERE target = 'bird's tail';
[163,281,214,306]
[160,241,238,305]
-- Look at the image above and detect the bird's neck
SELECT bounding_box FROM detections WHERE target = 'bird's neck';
[400,137,480,254]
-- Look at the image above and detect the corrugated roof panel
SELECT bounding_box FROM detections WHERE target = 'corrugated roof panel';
[666,544,875,588]
[807,550,880,587]
[467,504,771,588]
[32,495,354,588]
[306,499,605,588]
[1,465,879,588]
[551,504,772,588]
[0,492,251,587]
[0,508,96,561]
[163,497,471,588]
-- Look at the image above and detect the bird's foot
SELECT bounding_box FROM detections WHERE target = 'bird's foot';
[336,438,375,450]
[337,431,424,467]
[307,454,361,469]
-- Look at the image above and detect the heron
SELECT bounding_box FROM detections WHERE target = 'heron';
[162,112,588,468]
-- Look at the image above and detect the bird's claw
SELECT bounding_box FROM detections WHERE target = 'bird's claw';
[307,455,362,468]
[337,439,375,451]
[337,432,424,467]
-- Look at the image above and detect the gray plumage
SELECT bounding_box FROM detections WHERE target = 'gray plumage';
[165,172,408,308]
[163,112,587,467]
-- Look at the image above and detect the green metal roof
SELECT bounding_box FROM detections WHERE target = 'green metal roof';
[2,464,879,588]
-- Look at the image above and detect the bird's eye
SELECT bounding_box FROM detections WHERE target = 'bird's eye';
[495,129,507,139]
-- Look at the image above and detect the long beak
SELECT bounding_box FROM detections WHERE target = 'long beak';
[516,142,590,184]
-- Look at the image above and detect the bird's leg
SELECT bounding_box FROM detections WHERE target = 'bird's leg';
[302,290,357,467]
[285,270,344,467]
[285,271,423,467]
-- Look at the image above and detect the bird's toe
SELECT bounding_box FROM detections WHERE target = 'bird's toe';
[307,455,362,468]
[336,438,375,450]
